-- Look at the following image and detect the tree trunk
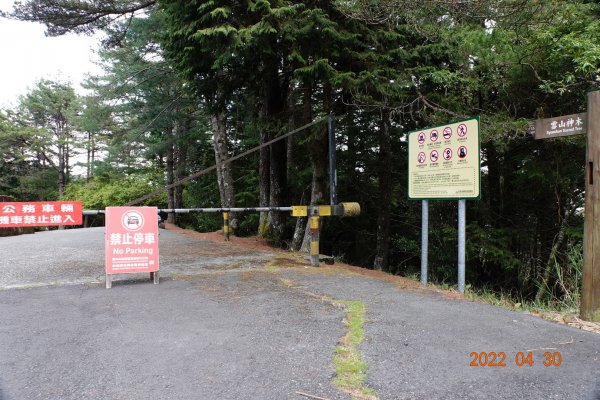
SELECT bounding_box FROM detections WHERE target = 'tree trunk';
[258,121,270,237]
[166,142,176,224]
[300,82,329,251]
[374,109,392,271]
[173,117,190,219]
[264,56,288,242]
[65,137,70,189]
[287,88,297,183]
[486,144,503,222]
[535,204,572,302]
[289,87,305,251]
[211,111,237,228]
[174,141,187,210]
[58,117,71,196]
[56,123,67,230]
[57,142,65,198]
[86,131,92,181]
[291,190,307,251]
[268,138,287,240]
[90,131,95,179]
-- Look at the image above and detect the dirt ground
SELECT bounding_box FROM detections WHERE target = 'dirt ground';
[168,223,600,335]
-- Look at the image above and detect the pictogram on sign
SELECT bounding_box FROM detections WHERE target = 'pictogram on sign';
[443,127,452,139]
[418,152,426,164]
[122,210,144,231]
[430,150,439,163]
[417,132,426,144]
[457,123,468,137]
[458,146,468,159]
[443,148,452,160]
[430,130,439,142]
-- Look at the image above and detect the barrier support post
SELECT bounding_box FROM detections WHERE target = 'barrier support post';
[290,203,361,267]
[223,212,230,241]
[309,214,320,267]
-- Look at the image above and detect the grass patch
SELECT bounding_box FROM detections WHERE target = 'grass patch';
[463,285,580,316]
[332,300,378,400]
[274,277,380,398]
[264,262,279,273]
[279,278,294,287]
[463,286,522,310]
[404,272,580,317]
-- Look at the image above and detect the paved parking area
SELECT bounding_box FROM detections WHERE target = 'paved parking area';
[0,227,599,399]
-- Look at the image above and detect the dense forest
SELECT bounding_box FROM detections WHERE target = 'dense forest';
[1,0,599,309]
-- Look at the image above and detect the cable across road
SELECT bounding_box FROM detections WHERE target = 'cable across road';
[125,116,329,207]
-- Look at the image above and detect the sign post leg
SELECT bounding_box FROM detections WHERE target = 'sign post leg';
[106,274,112,289]
[421,200,429,286]
[582,90,600,321]
[458,199,466,293]
[151,271,159,285]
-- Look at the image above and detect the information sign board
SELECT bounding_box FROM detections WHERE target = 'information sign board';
[0,201,82,227]
[105,207,159,276]
[408,118,480,199]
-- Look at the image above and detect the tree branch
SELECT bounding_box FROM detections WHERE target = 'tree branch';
[7,0,157,36]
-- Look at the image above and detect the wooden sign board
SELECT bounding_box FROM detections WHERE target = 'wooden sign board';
[533,112,587,139]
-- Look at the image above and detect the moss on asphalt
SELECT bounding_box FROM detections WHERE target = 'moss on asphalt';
[332,300,378,400]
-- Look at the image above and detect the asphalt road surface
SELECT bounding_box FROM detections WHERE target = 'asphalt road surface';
[0,227,599,400]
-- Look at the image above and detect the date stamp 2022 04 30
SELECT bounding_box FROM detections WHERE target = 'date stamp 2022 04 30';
[469,351,563,367]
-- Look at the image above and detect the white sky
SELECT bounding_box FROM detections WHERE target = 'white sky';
[0,0,103,109]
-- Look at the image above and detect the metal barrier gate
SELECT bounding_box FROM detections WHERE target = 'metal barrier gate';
[83,202,360,267]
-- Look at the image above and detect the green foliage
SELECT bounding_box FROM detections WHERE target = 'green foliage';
[468,225,521,271]
[19,79,78,129]
[236,213,260,236]
[15,169,59,201]
[464,238,583,314]
[0,80,82,200]
[63,175,168,209]
[8,0,157,36]
[2,0,598,309]
[180,213,223,233]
